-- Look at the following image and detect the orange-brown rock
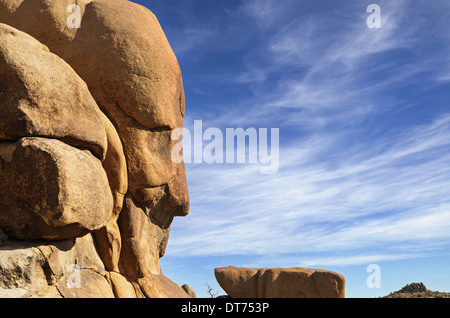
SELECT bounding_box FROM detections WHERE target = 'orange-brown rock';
[0,0,185,130]
[92,113,128,272]
[0,234,116,298]
[0,137,113,240]
[215,267,346,298]
[0,0,190,298]
[0,22,107,161]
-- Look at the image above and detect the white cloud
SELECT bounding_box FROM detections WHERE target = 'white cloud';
[207,0,426,132]
[240,252,426,268]
[168,113,450,264]
[240,0,291,29]
[163,0,450,269]
[170,28,218,55]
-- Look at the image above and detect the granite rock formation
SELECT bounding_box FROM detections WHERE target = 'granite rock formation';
[215,267,346,298]
[0,0,189,298]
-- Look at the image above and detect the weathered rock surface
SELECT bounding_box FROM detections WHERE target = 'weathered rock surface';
[215,267,346,298]
[0,137,113,240]
[0,0,188,207]
[92,112,128,272]
[0,0,190,298]
[0,242,49,298]
[0,234,115,298]
[0,0,185,130]
[0,22,108,160]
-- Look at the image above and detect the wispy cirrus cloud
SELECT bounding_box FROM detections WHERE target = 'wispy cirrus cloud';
[170,28,219,56]
[150,0,450,270]
[168,112,450,264]
[197,0,424,131]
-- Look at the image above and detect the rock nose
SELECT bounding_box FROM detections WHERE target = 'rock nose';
[132,167,190,230]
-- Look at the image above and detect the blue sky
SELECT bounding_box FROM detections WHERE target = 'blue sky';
[134,0,450,297]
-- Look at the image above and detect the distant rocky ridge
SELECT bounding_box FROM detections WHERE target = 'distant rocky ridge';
[383,283,450,298]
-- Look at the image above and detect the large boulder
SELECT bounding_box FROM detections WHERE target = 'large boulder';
[215,267,346,298]
[0,0,188,209]
[0,22,107,160]
[0,0,190,243]
[0,0,185,130]
[0,137,113,240]
[0,20,128,272]
[0,0,191,298]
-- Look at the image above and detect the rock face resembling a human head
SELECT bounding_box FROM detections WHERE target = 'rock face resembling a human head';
[0,0,190,298]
